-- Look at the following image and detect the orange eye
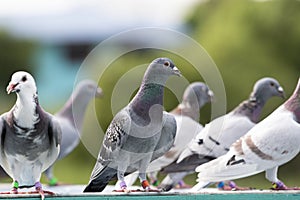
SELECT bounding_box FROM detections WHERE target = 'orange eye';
[164,61,170,67]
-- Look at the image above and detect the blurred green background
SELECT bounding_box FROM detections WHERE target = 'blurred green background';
[0,0,299,189]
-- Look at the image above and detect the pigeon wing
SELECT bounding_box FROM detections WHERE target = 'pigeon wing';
[48,115,62,148]
[90,109,130,179]
[151,111,177,161]
[196,106,300,182]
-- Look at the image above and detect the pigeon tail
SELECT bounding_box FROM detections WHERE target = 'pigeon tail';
[83,164,117,192]
[162,154,215,174]
[176,147,194,164]
[196,154,261,182]
[190,181,212,191]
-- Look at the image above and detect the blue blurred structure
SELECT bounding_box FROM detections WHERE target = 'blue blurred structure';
[0,0,197,109]
[33,42,95,110]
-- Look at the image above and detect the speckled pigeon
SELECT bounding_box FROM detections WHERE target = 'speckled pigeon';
[116,82,214,188]
[44,80,103,186]
[0,71,61,199]
[159,77,285,191]
[83,58,181,193]
[195,78,300,191]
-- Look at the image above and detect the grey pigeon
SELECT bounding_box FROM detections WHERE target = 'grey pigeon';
[159,77,285,191]
[44,80,103,186]
[83,58,181,192]
[171,82,214,121]
[117,82,214,188]
[0,71,61,198]
[195,78,300,191]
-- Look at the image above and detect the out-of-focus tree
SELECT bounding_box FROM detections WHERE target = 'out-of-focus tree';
[0,31,37,110]
[185,0,300,117]
[0,31,36,79]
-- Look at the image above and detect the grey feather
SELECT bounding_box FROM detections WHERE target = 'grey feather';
[195,78,300,188]
[159,77,285,191]
[116,82,214,188]
[84,58,180,192]
[44,80,103,183]
[0,71,61,188]
[151,112,177,161]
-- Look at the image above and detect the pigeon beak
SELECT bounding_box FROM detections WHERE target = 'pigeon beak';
[277,86,286,98]
[208,90,215,102]
[172,66,182,77]
[6,83,19,94]
[95,87,104,98]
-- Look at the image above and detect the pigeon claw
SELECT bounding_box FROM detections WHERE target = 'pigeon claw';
[140,180,162,192]
[112,188,131,193]
[141,180,150,190]
[175,180,192,189]
[272,181,300,190]
[113,181,130,193]
[150,179,160,187]
[10,187,18,194]
[217,181,251,191]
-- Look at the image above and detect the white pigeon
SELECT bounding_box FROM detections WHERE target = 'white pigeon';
[44,80,103,186]
[195,78,300,191]
[159,77,285,191]
[0,71,61,199]
[83,58,181,192]
[117,82,214,188]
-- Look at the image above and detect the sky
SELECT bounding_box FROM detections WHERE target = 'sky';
[0,0,200,42]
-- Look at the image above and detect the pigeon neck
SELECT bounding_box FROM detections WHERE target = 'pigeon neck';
[130,82,164,123]
[13,93,39,129]
[57,89,92,130]
[233,95,265,123]
[172,102,200,121]
[284,84,300,123]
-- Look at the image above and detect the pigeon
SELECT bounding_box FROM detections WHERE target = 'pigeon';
[44,80,103,186]
[159,77,285,191]
[195,78,300,191]
[0,71,61,199]
[83,58,181,193]
[116,82,214,188]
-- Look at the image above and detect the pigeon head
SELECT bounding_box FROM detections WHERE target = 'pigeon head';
[75,80,104,98]
[142,58,181,85]
[152,57,181,76]
[6,71,37,96]
[182,82,214,109]
[176,82,214,121]
[250,77,285,103]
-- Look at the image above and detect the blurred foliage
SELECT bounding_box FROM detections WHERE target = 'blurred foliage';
[0,31,37,81]
[185,0,299,116]
[0,30,37,112]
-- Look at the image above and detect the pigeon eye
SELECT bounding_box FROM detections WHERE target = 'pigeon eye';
[164,61,170,67]
[270,82,275,87]
[21,76,27,82]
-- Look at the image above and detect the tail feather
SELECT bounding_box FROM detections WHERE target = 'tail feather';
[83,163,117,192]
[161,154,215,173]
[190,181,212,192]
[196,154,261,182]
[176,147,193,164]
